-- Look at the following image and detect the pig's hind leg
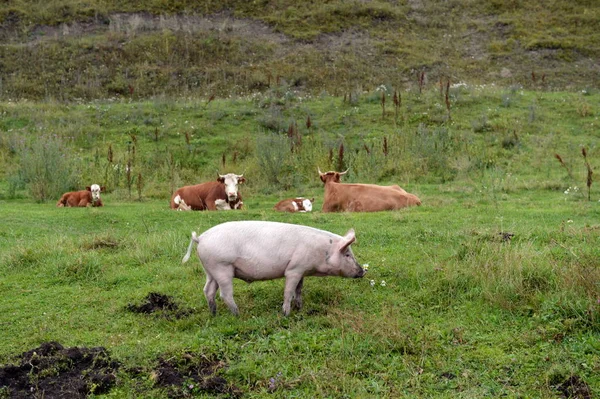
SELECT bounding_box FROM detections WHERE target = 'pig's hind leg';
[212,264,239,315]
[203,273,219,315]
[292,278,304,311]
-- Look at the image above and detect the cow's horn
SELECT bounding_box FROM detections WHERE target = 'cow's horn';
[339,168,349,175]
[318,167,323,175]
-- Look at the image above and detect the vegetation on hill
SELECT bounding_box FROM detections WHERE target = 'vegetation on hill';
[0,85,597,202]
[1,0,599,100]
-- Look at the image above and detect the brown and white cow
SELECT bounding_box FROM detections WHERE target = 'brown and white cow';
[170,173,245,211]
[274,197,314,213]
[318,168,421,212]
[56,184,104,207]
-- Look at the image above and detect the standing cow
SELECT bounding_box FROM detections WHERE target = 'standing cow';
[56,184,104,207]
[170,173,244,211]
[181,221,366,316]
[319,168,421,212]
[274,197,314,213]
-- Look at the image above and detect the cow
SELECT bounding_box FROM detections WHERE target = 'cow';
[274,197,314,213]
[318,168,421,212]
[182,221,366,316]
[56,184,104,207]
[170,173,245,211]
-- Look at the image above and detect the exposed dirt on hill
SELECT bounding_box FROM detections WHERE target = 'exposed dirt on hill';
[0,341,119,398]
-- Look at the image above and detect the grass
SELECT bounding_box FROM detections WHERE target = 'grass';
[0,77,598,397]
[0,185,599,397]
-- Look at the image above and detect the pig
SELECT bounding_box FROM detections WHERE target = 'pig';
[181,221,366,316]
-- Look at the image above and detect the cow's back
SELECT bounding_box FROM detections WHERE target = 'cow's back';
[57,190,91,207]
[324,182,420,212]
[171,181,224,210]
[274,199,296,212]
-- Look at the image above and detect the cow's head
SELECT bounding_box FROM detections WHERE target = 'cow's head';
[297,197,314,212]
[318,168,348,184]
[217,173,245,202]
[86,184,104,202]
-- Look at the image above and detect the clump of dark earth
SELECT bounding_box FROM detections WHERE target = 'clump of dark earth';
[554,375,592,399]
[126,292,193,319]
[153,352,241,398]
[0,341,119,398]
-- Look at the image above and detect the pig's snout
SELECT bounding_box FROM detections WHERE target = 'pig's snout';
[354,267,366,278]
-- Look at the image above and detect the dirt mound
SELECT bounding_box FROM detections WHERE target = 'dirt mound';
[126,292,193,319]
[153,352,241,398]
[555,375,592,399]
[0,341,119,398]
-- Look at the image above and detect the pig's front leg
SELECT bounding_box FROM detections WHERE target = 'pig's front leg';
[282,273,303,316]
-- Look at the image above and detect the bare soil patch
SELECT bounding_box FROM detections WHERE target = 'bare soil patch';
[126,292,194,319]
[0,341,119,398]
[152,352,241,398]
[554,375,592,399]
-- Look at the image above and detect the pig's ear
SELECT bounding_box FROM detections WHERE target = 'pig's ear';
[338,229,356,252]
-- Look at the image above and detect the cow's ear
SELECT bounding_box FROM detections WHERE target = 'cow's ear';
[100,186,105,192]
[238,176,246,184]
[338,229,356,252]
[310,197,314,203]
[86,186,91,191]
[217,176,225,183]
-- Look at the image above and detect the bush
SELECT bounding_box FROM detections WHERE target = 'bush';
[15,134,79,202]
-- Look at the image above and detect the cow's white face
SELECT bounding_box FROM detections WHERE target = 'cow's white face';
[301,198,313,212]
[89,184,102,201]
[218,173,244,202]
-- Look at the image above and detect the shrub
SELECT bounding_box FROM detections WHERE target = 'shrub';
[15,134,79,202]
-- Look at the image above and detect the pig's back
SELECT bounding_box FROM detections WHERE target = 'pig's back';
[197,221,337,262]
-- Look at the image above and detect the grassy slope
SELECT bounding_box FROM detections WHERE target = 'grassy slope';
[1,0,599,99]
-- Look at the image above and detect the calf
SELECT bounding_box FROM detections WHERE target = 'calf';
[170,173,245,211]
[56,184,104,207]
[319,168,421,212]
[182,221,365,316]
[274,197,314,212]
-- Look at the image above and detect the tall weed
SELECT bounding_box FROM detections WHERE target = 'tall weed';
[15,134,79,202]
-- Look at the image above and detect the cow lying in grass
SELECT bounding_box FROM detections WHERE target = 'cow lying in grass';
[319,168,421,212]
[273,197,314,212]
[170,173,245,211]
[56,184,104,207]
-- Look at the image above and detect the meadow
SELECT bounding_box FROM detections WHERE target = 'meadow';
[0,83,599,397]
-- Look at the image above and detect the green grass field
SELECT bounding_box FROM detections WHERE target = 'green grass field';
[0,82,599,397]
[1,182,599,397]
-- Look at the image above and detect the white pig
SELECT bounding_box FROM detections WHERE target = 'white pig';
[182,221,366,316]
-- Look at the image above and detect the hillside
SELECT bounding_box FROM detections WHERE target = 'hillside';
[1,0,599,100]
